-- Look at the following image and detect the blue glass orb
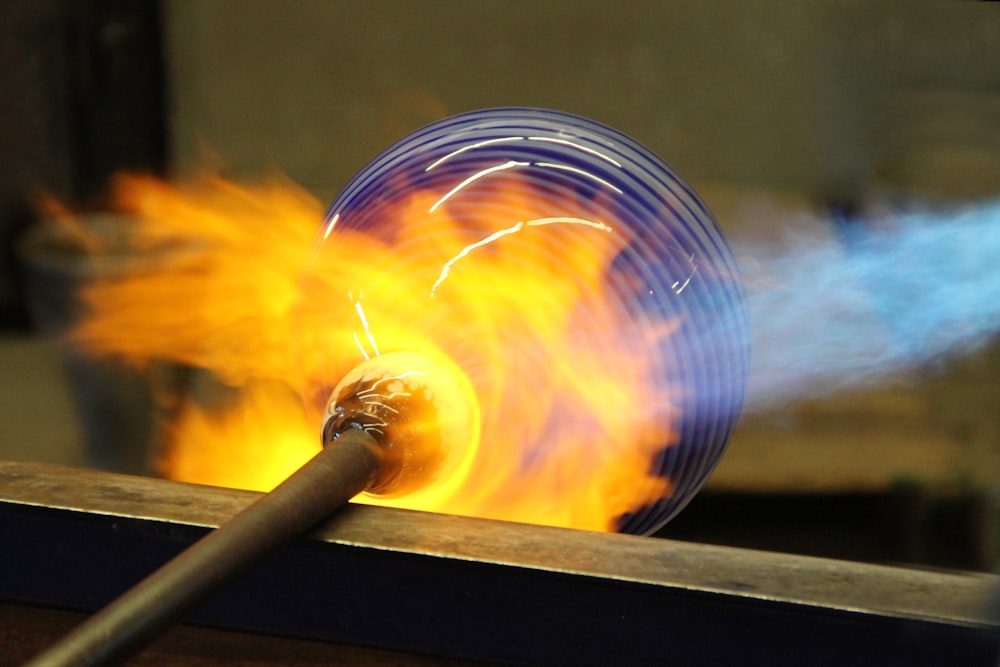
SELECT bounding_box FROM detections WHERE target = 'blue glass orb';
[303,108,749,534]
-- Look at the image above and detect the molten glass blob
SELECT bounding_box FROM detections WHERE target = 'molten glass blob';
[323,351,481,503]
[298,107,749,534]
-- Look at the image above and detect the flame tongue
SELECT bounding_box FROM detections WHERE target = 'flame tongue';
[68,173,680,533]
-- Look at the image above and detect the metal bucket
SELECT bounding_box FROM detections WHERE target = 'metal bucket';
[16,213,194,475]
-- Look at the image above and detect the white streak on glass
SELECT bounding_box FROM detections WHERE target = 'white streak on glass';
[429,160,530,213]
[534,162,623,194]
[425,137,525,171]
[527,136,623,167]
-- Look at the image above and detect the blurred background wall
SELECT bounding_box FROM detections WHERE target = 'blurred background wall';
[164,1,1000,201]
[1,0,998,570]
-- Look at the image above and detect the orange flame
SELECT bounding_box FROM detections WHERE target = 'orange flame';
[71,173,678,532]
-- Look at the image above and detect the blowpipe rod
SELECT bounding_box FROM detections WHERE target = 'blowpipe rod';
[27,427,382,667]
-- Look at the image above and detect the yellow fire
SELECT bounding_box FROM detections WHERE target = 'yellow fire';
[71,173,677,532]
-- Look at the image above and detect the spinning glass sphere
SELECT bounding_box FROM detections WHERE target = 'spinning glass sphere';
[300,108,749,534]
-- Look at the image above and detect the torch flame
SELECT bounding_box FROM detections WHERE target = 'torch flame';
[70,171,679,532]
